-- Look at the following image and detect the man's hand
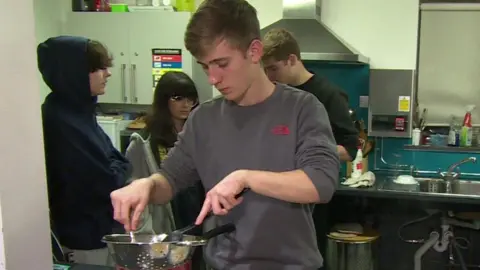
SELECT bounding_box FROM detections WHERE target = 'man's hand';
[195,170,248,225]
[110,178,154,232]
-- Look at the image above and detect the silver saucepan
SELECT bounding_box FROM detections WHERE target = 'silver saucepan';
[103,223,235,270]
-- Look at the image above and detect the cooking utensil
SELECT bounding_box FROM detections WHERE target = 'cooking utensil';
[129,231,136,243]
[162,188,249,242]
[103,223,235,270]
[362,140,374,158]
[419,108,428,131]
[358,119,367,141]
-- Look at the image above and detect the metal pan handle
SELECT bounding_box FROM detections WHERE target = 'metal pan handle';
[178,188,251,235]
[188,188,250,230]
[202,188,250,221]
[202,223,236,240]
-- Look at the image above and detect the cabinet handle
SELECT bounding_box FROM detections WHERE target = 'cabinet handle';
[121,64,127,103]
[130,64,138,104]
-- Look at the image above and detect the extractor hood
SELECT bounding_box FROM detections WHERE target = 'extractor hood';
[261,0,369,63]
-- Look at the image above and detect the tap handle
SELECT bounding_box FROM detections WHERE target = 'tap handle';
[454,169,461,179]
[410,165,416,176]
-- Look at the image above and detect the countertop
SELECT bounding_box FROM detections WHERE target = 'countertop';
[336,174,480,204]
[56,264,113,270]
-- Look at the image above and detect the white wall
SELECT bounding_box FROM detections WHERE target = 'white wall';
[33,0,66,101]
[0,0,52,269]
[417,6,480,125]
[321,0,420,69]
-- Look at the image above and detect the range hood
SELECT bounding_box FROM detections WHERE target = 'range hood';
[261,0,369,63]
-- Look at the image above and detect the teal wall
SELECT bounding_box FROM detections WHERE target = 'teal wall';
[305,61,480,179]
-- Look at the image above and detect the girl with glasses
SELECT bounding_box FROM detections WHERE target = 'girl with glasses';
[125,71,205,270]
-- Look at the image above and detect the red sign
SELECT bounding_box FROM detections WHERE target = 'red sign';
[395,117,406,131]
[160,55,182,62]
[152,55,182,62]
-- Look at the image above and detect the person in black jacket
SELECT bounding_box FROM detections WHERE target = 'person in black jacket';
[262,28,360,263]
[262,28,359,162]
[38,36,131,265]
[125,71,206,270]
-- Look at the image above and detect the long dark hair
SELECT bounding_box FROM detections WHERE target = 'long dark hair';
[145,71,199,148]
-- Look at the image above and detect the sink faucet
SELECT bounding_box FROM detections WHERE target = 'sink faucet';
[439,157,477,193]
[442,157,477,178]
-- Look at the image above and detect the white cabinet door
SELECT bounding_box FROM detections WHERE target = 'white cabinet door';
[127,12,193,105]
[64,12,131,104]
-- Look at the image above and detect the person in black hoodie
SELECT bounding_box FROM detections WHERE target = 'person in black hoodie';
[262,28,358,162]
[38,36,131,265]
[125,71,206,270]
[262,28,359,266]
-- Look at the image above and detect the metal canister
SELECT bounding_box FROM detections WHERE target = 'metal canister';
[325,231,379,270]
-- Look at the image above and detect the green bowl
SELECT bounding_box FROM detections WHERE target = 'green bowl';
[110,4,128,12]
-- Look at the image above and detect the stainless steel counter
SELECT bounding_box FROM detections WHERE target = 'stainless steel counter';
[336,174,480,204]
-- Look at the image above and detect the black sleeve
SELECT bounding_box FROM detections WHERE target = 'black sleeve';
[43,108,131,201]
[311,80,359,161]
[160,108,201,195]
[100,129,132,186]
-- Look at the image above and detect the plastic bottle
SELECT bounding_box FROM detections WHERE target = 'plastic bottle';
[412,128,421,146]
[351,146,363,179]
[460,105,475,147]
[448,115,460,147]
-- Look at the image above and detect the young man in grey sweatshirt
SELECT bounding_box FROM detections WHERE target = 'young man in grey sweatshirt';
[110,0,340,269]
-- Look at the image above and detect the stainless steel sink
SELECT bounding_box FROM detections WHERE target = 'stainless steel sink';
[415,178,480,196]
[451,180,480,196]
[416,178,446,193]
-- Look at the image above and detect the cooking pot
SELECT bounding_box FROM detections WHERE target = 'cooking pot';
[326,230,380,270]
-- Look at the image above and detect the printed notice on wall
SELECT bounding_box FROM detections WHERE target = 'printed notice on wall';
[398,96,411,112]
[152,48,183,91]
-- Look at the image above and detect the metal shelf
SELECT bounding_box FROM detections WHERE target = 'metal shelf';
[404,145,480,153]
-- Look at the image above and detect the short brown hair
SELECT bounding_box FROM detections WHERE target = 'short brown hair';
[262,28,301,61]
[184,0,261,58]
[86,40,113,72]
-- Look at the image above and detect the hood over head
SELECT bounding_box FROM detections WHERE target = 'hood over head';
[37,36,96,107]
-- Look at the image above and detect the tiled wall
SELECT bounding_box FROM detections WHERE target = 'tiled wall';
[376,138,480,179]
[304,61,370,122]
[305,61,480,179]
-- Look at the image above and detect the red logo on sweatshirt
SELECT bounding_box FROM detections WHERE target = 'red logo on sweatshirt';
[272,125,290,135]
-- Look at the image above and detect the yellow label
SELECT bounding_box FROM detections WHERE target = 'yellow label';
[398,96,410,112]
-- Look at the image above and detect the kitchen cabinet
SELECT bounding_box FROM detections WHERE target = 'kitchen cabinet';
[63,11,194,105]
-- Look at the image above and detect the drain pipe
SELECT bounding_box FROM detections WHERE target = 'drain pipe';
[414,231,440,270]
[452,237,468,270]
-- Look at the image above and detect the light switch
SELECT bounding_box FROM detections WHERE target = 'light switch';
[359,96,369,108]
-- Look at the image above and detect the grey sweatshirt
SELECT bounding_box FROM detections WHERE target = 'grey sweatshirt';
[125,133,175,234]
[160,83,340,270]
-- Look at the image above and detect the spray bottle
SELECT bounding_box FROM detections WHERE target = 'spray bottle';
[460,105,475,147]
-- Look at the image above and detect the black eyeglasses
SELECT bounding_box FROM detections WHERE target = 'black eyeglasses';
[170,96,198,107]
